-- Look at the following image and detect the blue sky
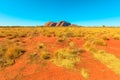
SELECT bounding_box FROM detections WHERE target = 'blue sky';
[0,0,120,26]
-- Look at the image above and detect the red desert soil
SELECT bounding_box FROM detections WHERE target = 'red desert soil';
[0,36,120,80]
[98,39,120,58]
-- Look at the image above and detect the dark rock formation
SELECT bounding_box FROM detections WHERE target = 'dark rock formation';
[44,22,57,27]
[56,21,71,27]
[44,21,71,27]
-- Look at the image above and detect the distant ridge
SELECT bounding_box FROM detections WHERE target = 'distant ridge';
[44,21,76,27]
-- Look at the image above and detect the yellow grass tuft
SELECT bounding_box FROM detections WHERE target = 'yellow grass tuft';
[80,68,89,79]
[52,48,80,69]
[92,50,120,75]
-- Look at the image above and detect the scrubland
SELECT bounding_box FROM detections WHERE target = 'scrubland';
[0,27,120,80]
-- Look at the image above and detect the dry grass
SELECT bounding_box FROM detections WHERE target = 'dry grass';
[92,50,120,75]
[80,68,89,79]
[52,48,80,69]
[0,27,120,70]
[0,43,25,68]
[113,34,120,40]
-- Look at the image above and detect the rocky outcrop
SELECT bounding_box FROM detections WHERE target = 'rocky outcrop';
[56,21,71,27]
[44,22,57,27]
[44,21,71,27]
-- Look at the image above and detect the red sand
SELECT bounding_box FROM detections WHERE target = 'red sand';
[0,36,120,80]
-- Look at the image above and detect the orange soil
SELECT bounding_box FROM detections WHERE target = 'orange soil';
[0,36,120,80]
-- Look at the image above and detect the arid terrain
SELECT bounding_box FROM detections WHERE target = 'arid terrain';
[0,27,120,80]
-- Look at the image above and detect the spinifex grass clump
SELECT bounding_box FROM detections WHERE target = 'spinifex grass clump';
[69,41,76,48]
[93,38,107,46]
[65,32,74,37]
[28,53,40,63]
[29,43,51,64]
[37,43,51,59]
[6,44,25,59]
[0,44,6,57]
[28,51,51,64]
[41,52,51,60]
[102,34,110,40]
[6,32,18,40]
[0,43,25,68]
[0,32,6,38]
[112,34,120,40]
[52,48,80,69]
[84,35,107,47]
[57,36,67,43]
[38,43,46,50]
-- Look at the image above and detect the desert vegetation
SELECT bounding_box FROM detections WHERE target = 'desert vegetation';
[0,27,120,80]
[0,42,25,68]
